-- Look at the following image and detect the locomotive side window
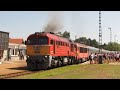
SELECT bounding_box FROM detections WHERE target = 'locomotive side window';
[71,44,74,51]
[51,40,53,44]
[62,42,63,46]
[52,40,55,45]
[61,42,62,46]
[56,41,57,45]
[65,43,67,46]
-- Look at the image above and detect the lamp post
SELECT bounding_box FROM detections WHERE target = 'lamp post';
[99,11,102,54]
[108,27,112,43]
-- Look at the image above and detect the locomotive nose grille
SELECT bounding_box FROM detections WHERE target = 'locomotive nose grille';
[27,45,50,55]
[33,46,40,50]
[34,51,40,53]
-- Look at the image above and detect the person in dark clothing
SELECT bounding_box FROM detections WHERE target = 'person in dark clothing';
[19,51,22,60]
[21,51,24,60]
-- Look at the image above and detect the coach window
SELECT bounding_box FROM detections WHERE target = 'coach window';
[63,42,65,46]
[75,45,77,50]
[62,42,63,46]
[58,41,60,45]
[56,41,57,45]
[51,40,53,44]
[80,47,83,53]
[84,48,87,53]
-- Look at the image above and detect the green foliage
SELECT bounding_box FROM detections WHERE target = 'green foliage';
[106,42,120,51]
[59,31,120,51]
[75,37,120,51]
[13,64,120,79]
[57,31,70,39]
[75,37,99,48]
[62,31,70,39]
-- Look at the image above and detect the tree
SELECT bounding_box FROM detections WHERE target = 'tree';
[91,39,99,48]
[62,31,70,39]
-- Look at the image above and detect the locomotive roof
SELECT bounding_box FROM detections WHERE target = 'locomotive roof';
[28,32,70,43]
[45,32,70,43]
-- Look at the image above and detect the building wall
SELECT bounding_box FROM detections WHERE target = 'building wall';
[0,31,9,61]
[9,43,26,57]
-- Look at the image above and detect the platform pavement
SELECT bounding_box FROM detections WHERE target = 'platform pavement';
[0,56,27,64]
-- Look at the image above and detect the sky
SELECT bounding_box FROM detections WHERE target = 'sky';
[0,11,120,44]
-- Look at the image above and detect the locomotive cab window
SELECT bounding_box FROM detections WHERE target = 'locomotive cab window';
[27,37,48,45]
[38,37,48,45]
[27,37,37,45]
[51,40,53,44]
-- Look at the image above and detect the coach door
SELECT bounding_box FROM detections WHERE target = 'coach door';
[71,44,74,52]
[53,41,56,54]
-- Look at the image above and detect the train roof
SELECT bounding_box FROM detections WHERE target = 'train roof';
[75,42,87,47]
[27,32,70,43]
[87,46,99,50]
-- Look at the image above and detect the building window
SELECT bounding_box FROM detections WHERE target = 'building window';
[15,49,18,55]
[12,49,14,55]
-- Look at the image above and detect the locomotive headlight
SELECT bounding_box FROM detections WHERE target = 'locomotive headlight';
[45,56,47,58]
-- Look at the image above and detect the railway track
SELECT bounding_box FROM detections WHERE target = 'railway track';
[0,71,38,79]
[0,61,89,79]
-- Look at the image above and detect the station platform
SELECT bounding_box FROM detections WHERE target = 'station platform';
[0,59,27,75]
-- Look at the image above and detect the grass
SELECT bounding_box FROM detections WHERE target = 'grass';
[12,63,120,79]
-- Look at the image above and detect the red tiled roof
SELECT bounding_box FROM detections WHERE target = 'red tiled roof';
[9,38,24,44]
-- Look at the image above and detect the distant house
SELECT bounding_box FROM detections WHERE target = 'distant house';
[9,38,24,44]
[8,38,26,60]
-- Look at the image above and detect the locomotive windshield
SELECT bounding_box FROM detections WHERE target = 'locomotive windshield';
[27,37,48,45]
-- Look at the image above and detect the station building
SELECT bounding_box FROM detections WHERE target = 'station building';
[0,31,9,62]
[8,38,26,60]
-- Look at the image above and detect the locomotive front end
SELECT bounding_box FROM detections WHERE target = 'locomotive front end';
[26,32,52,70]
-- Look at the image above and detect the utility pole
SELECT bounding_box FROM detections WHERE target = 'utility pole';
[99,11,102,53]
[108,27,112,43]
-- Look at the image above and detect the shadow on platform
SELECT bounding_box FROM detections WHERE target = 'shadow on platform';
[7,66,28,70]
